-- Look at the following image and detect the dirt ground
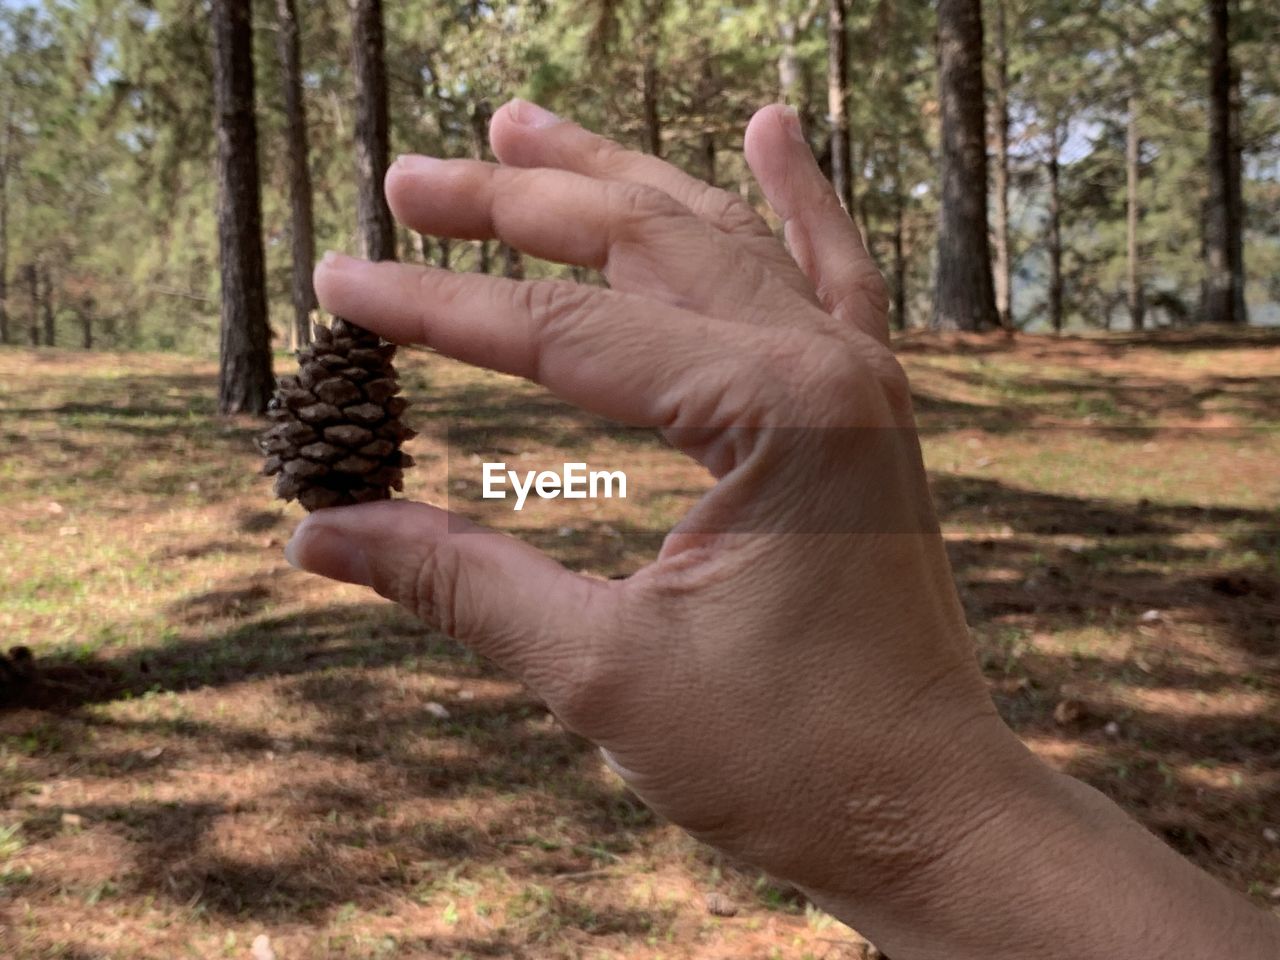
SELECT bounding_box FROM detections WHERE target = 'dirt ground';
[1,328,1277,958]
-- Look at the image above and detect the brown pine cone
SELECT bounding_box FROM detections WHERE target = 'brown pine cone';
[259,318,415,512]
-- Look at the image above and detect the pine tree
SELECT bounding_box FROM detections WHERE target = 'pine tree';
[275,0,317,348]
[211,0,273,414]
[1204,0,1246,324]
[933,0,999,331]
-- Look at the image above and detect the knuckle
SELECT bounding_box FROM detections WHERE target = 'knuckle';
[585,133,627,172]
[820,262,891,322]
[702,190,770,236]
[521,280,595,333]
[394,539,463,636]
[518,280,597,377]
[608,181,682,228]
[801,336,913,425]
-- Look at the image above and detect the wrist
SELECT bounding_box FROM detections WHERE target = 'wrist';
[801,730,1280,960]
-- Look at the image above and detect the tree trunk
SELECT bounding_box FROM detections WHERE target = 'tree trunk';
[1227,42,1246,325]
[1046,122,1063,335]
[437,237,452,269]
[1126,95,1144,331]
[1204,0,1243,325]
[470,101,493,274]
[502,244,524,279]
[26,263,38,346]
[41,265,55,346]
[639,0,664,157]
[212,0,273,414]
[276,0,316,347]
[0,105,9,346]
[351,0,395,262]
[827,0,852,212]
[892,194,907,332]
[933,0,999,331]
[990,0,1012,328]
[80,297,93,350]
[698,54,717,186]
[641,55,661,156]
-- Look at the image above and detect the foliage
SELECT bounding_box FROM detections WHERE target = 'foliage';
[0,0,1276,350]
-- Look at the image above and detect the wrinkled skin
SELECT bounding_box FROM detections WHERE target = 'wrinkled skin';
[286,100,1280,960]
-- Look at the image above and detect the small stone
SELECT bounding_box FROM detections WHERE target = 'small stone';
[251,934,277,960]
[1053,698,1086,725]
[1104,720,1121,738]
[61,812,83,828]
[1263,827,1279,844]
[425,702,451,720]
[704,891,738,917]
[1139,609,1163,623]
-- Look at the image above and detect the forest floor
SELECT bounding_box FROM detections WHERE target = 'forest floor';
[1,329,1278,959]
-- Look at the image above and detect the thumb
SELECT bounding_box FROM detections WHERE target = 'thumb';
[284,499,614,704]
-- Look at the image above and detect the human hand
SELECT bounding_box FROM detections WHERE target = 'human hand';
[285,101,1280,959]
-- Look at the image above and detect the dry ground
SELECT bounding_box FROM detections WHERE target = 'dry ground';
[1,329,1278,959]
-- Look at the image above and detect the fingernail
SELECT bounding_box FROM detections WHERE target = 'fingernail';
[781,106,808,145]
[392,153,445,174]
[285,519,374,588]
[509,98,561,129]
[318,250,354,270]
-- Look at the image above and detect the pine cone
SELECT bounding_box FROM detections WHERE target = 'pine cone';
[259,318,415,512]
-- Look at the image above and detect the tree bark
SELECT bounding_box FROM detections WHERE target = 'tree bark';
[470,101,492,274]
[212,0,274,414]
[437,237,452,269]
[1204,0,1244,324]
[827,0,852,212]
[0,102,10,346]
[933,0,999,331]
[892,154,908,332]
[639,0,664,157]
[41,264,54,346]
[351,0,395,262]
[1126,95,1144,331]
[80,297,93,350]
[698,53,717,185]
[276,0,316,347]
[502,244,524,279]
[641,55,661,156]
[1227,39,1246,325]
[1046,121,1064,335]
[990,0,1012,328]
[25,263,38,345]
